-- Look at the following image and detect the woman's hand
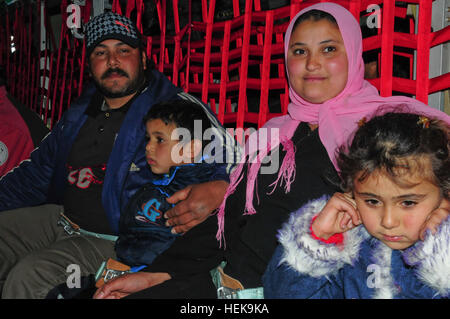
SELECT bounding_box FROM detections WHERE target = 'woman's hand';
[164,180,229,234]
[311,192,361,240]
[93,272,171,299]
[419,199,449,240]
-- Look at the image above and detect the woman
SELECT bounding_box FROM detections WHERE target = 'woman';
[94,2,449,299]
[212,2,449,296]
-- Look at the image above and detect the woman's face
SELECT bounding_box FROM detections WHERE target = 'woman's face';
[287,18,348,104]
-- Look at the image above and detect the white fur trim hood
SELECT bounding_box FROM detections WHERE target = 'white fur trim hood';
[403,215,450,297]
[277,196,369,278]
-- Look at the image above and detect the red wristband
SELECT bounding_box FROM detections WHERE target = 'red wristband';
[310,216,344,245]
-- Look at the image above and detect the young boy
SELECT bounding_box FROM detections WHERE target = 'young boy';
[48,99,228,298]
[114,99,225,267]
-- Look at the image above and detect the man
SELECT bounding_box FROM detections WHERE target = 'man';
[0,11,236,299]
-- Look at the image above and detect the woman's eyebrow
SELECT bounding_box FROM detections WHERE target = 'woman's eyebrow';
[290,42,307,47]
[319,39,339,45]
[290,39,340,47]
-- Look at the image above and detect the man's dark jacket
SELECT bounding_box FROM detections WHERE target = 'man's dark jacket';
[0,69,236,234]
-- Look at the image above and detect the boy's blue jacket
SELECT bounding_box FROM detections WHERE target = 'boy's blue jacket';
[116,162,220,266]
[263,196,450,299]
[0,70,237,234]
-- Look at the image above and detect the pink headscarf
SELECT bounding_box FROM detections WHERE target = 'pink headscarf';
[216,2,450,245]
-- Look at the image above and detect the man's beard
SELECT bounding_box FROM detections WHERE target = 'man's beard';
[93,64,145,99]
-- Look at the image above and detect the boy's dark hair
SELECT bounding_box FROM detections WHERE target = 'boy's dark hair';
[293,9,338,30]
[144,99,212,151]
[337,111,450,199]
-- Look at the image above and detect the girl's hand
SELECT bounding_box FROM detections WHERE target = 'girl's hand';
[419,199,449,241]
[311,192,361,240]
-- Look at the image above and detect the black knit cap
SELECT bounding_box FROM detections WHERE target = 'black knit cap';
[85,11,141,56]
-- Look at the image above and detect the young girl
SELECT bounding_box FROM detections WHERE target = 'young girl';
[263,111,450,299]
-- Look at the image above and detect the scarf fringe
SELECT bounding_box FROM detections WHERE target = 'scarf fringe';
[215,157,246,248]
[267,138,297,195]
[215,139,298,248]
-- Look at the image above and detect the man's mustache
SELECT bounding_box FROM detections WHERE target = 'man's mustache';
[101,68,129,79]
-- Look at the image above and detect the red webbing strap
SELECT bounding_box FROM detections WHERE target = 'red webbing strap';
[15,6,23,102]
[258,10,274,128]
[112,0,123,15]
[348,0,361,20]
[43,51,54,124]
[146,35,153,67]
[282,3,301,115]
[56,49,70,125]
[39,26,48,118]
[431,25,450,47]
[171,0,181,86]
[218,20,232,123]
[30,58,36,111]
[65,41,77,117]
[49,0,68,129]
[25,5,33,108]
[20,5,28,104]
[172,0,181,33]
[5,6,11,91]
[54,5,72,127]
[234,0,243,49]
[380,0,394,97]
[36,0,42,112]
[126,0,135,18]
[235,0,253,137]
[429,72,450,94]
[136,0,144,33]
[254,0,263,47]
[155,0,166,73]
[20,5,29,104]
[233,0,240,18]
[201,0,215,104]
[10,6,18,97]
[78,41,86,99]
[16,6,24,102]
[0,22,3,66]
[78,0,92,98]
[429,24,450,94]
[279,31,289,115]
[184,0,192,92]
[415,0,432,104]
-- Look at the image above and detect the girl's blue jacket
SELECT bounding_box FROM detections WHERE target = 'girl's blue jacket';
[263,196,450,299]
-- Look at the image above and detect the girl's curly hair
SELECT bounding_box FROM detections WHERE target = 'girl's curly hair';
[337,111,450,199]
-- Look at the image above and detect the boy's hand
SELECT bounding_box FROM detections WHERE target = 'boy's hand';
[164,180,229,234]
[93,272,171,299]
[312,192,361,240]
[419,199,449,241]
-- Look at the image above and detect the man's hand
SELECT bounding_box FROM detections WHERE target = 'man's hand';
[312,192,361,240]
[164,180,229,234]
[419,199,449,241]
[93,272,171,299]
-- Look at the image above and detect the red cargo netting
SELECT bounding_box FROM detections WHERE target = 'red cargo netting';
[0,0,448,131]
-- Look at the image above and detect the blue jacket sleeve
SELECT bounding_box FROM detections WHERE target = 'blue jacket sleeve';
[263,245,346,299]
[263,197,366,299]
